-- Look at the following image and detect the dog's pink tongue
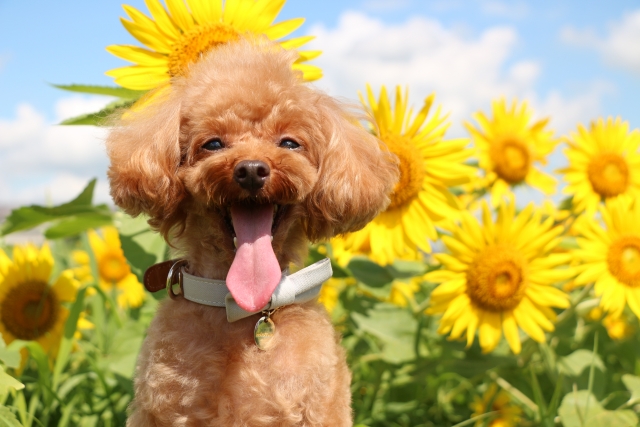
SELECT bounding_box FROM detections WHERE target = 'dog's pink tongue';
[227,204,281,312]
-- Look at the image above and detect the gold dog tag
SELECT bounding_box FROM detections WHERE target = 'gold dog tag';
[254,316,275,350]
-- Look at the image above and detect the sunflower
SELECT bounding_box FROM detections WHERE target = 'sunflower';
[560,117,640,214]
[572,199,640,319]
[425,198,571,354]
[106,0,321,91]
[317,277,356,314]
[76,227,145,309]
[0,245,80,359]
[334,85,476,266]
[466,99,558,205]
[588,307,635,340]
[388,277,421,307]
[470,383,522,427]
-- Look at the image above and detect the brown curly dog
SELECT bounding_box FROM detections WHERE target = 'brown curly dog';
[106,39,398,426]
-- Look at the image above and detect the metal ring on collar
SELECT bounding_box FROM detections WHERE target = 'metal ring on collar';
[166,259,188,300]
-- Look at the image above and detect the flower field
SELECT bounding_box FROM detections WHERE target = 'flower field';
[1,0,640,426]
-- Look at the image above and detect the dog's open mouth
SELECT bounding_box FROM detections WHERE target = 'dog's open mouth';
[225,203,288,312]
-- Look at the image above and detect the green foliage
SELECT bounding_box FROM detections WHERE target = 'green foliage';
[53,84,146,126]
[558,391,638,427]
[1,181,639,427]
[59,99,137,126]
[0,179,112,239]
[52,84,145,100]
[0,406,22,427]
[116,213,167,283]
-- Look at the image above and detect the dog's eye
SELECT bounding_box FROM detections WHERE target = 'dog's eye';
[279,138,300,150]
[202,138,224,151]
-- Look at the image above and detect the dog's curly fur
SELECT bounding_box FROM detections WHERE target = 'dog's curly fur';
[106,40,398,427]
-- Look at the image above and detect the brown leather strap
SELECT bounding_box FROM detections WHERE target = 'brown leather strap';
[144,259,180,292]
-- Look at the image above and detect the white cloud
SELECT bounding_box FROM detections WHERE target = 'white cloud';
[308,12,541,136]
[0,97,113,207]
[534,82,612,136]
[561,9,640,74]
[54,96,112,122]
[307,11,607,139]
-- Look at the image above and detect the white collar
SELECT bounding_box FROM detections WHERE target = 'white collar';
[179,258,332,322]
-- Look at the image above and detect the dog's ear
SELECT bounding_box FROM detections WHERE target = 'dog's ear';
[106,92,186,236]
[304,99,399,241]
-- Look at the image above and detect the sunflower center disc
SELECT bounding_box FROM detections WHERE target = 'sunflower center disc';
[384,134,425,210]
[168,23,240,78]
[607,236,640,288]
[466,245,526,311]
[587,153,629,198]
[0,280,58,340]
[490,138,531,184]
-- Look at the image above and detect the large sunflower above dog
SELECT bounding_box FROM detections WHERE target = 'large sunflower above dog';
[106,0,322,90]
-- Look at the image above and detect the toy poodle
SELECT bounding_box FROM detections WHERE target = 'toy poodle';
[106,39,398,426]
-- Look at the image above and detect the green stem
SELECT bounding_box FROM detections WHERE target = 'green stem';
[556,283,594,325]
[583,331,599,423]
[489,372,539,414]
[451,411,499,427]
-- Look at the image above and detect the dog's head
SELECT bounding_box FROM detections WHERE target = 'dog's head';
[106,40,398,311]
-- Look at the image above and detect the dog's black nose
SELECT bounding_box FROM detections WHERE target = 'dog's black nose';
[234,160,270,191]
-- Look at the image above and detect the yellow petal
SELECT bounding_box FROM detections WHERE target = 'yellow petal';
[106,65,170,91]
[116,273,145,308]
[106,45,167,67]
[52,270,79,302]
[502,311,521,354]
[119,16,172,54]
[144,0,180,38]
[165,0,194,31]
[513,304,545,342]
[190,0,222,23]
[263,17,304,40]
[279,35,315,50]
[478,311,502,353]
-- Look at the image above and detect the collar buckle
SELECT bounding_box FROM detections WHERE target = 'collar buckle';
[166,259,188,299]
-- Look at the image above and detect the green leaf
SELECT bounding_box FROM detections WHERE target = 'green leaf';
[330,261,350,278]
[622,374,640,403]
[0,335,20,369]
[59,98,137,125]
[547,373,565,422]
[386,260,426,279]
[357,282,393,301]
[530,367,548,422]
[351,304,417,363]
[0,367,24,394]
[558,196,574,212]
[558,390,603,427]
[116,213,167,281]
[101,323,145,379]
[21,342,51,389]
[348,258,394,287]
[0,406,22,427]
[557,349,605,377]
[58,394,80,427]
[44,210,113,239]
[586,410,638,427]
[52,84,146,99]
[1,179,104,236]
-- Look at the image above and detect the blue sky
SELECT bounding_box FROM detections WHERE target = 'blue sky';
[1,0,639,205]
